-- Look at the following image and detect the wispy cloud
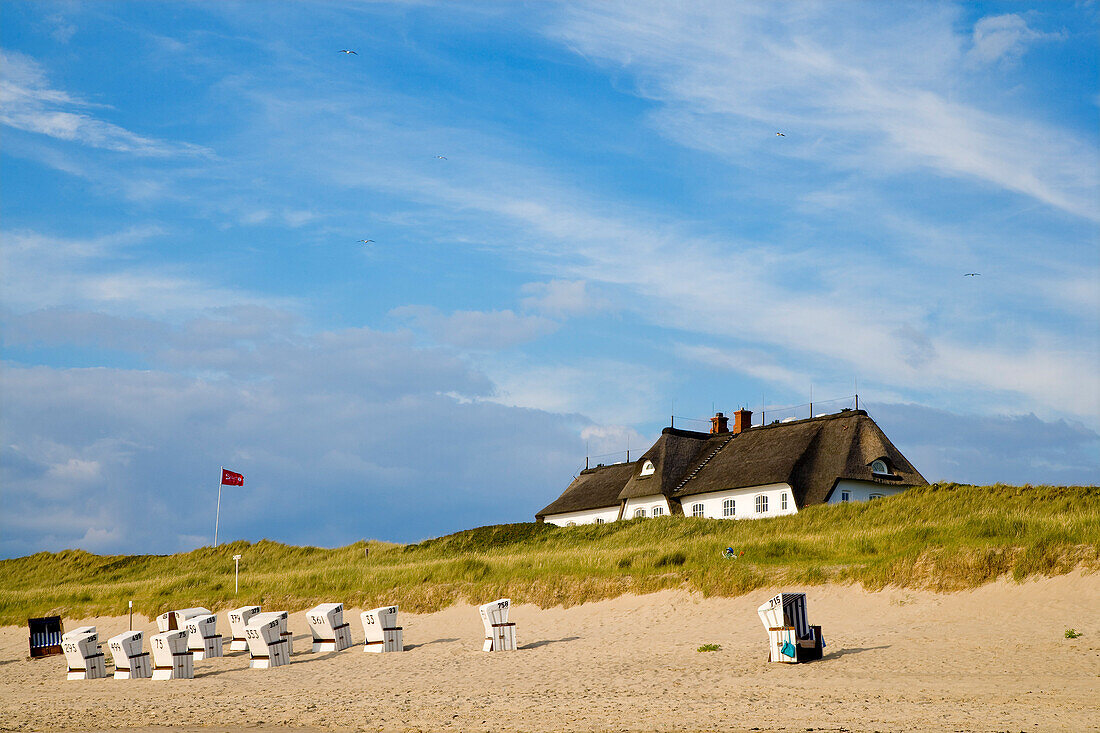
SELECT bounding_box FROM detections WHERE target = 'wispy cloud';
[551,2,1098,221]
[0,49,212,157]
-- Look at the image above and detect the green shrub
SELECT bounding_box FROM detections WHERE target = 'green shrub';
[697,643,721,652]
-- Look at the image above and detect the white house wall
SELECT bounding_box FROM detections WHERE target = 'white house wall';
[826,479,907,504]
[543,506,621,527]
[622,495,671,519]
[680,483,797,520]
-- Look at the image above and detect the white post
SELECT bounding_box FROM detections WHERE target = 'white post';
[214,465,223,547]
[233,554,242,595]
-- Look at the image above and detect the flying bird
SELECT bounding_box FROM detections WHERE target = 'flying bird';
[776,132,785,136]
[340,49,358,55]
[357,239,374,244]
[964,273,981,277]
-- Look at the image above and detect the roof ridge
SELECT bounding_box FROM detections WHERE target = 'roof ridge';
[671,433,735,493]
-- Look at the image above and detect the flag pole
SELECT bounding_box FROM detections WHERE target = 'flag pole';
[214,465,223,547]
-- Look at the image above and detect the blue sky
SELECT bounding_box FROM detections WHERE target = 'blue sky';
[2,1,1097,557]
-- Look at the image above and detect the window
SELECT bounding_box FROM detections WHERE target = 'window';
[595,518,605,524]
[871,459,889,475]
[692,503,704,517]
[755,495,768,513]
[869,494,884,501]
[566,521,576,527]
[723,499,735,517]
[781,493,788,510]
[652,506,664,517]
[640,460,655,477]
[841,491,850,502]
[634,508,646,518]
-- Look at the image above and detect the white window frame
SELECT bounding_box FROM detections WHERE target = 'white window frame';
[755,494,768,513]
[841,491,850,502]
[692,503,704,517]
[595,518,605,524]
[871,459,889,475]
[869,493,884,501]
[652,506,664,517]
[781,492,788,510]
[634,508,646,519]
[566,521,576,527]
[723,498,735,517]
[640,460,655,477]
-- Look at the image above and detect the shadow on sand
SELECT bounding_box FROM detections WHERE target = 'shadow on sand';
[519,636,580,650]
[824,645,890,660]
[403,637,458,651]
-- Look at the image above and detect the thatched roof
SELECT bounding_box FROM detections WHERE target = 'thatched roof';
[536,410,926,519]
[535,462,635,519]
[617,429,712,501]
[672,410,927,506]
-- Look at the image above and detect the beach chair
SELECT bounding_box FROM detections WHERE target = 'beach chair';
[360,605,403,653]
[63,626,98,644]
[108,631,151,679]
[307,603,353,653]
[185,612,223,660]
[227,605,261,652]
[250,611,293,656]
[28,616,63,659]
[478,599,516,652]
[245,614,291,669]
[61,629,106,680]
[155,607,211,632]
[757,592,824,663]
[150,629,193,679]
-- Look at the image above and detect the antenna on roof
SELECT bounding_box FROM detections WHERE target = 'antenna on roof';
[809,383,813,418]
[585,440,589,470]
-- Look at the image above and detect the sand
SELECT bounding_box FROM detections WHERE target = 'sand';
[1,572,1097,732]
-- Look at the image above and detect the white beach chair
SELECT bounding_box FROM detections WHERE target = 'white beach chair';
[307,603,354,653]
[757,592,823,663]
[227,605,261,652]
[62,629,106,680]
[478,598,516,652]
[150,630,193,680]
[62,626,99,644]
[108,630,151,679]
[250,611,292,656]
[245,614,291,669]
[155,606,211,632]
[186,613,223,660]
[360,605,403,653]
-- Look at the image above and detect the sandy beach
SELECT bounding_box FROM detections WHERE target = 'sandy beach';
[1,572,1097,732]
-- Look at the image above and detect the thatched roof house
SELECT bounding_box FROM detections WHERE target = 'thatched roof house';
[537,409,926,525]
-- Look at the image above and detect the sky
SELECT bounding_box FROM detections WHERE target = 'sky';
[1,1,1098,557]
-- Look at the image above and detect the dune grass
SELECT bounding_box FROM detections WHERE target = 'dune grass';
[1,483,1097,626]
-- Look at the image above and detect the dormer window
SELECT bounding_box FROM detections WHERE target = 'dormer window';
[871,459,890,475]
[640,460,655,477]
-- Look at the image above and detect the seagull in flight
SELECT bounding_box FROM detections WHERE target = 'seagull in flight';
[357,239,374,244]
[776,132,785,136]
[963,273,981,277]
[340,49,358,55]
[435,155,447,160]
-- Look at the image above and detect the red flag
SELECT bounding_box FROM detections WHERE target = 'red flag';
[221,469,244,486]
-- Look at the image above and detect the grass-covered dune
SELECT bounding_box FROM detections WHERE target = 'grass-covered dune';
[2,483,1097,626]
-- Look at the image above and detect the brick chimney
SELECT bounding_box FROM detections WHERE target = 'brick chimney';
[710,412,729,434]
[732,408,753,434]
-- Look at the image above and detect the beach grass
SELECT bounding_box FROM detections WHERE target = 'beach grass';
[1,483,1097,626]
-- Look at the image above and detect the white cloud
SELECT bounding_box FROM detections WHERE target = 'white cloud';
[0,307,589,555]
[968,14,1059,65]
[0,49,212,157]
[0,227,293,317]
[520,279,606,317]
[550,3,1098,221]
[390,305,559,350]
